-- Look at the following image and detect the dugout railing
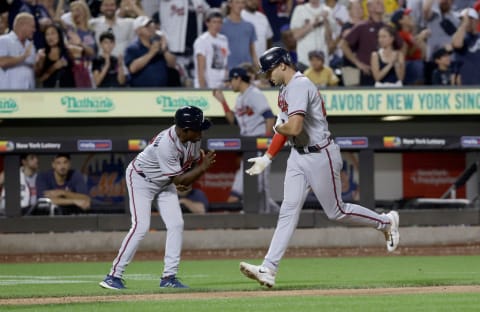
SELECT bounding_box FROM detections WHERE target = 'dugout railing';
[0,135,479,233]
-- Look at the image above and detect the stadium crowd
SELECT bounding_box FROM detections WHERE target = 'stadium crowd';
[0,0,479,89]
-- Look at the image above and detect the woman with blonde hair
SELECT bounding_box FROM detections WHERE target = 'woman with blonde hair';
[370,25,404,87]
[63,0,96,87]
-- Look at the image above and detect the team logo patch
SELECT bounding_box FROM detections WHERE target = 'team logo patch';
[128,139,148,151]
[207,139,241,150]
[77,140,112,151]
[0,141,14,152]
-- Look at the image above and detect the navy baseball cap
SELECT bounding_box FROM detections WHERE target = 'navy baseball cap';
[225,67,250,82]
[391,8,411,28]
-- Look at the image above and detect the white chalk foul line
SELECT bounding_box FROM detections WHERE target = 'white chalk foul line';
[0,273,208,286]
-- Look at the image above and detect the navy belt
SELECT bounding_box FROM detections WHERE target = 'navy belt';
[295,139,331,155]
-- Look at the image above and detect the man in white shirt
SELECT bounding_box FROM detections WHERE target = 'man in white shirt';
[90,0,135,56]
[0,12,36,89]
[289,0,337,67]
[241,0,273,57]
[193,9,229,88]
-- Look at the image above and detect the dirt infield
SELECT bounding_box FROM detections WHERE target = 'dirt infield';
[1,286,480,306]
[2,243,480,263]
[1,245,480,306]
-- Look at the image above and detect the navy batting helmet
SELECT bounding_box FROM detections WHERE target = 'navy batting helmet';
[174,106,212,131]
[258,47,293,74]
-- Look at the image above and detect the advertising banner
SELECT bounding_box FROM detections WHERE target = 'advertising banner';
[402,152,466,198]
[1,88,479,118]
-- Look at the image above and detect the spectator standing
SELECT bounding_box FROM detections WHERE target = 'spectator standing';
[339,0,364,86]
[280,25,298,66]
[159,0,210,79]
[241,0,273,57]
[117,0,146,18]
[324,0,350,68]
[124,15,176,87]
[213,67,279,213]
[340,0,402,86]
[0,12,36,89]
[0,153,39,215]
[92,31,126,87]
[452,8,480,85]
[304,50,339,87]
[289,0,337,68]
[178,186,209,214]
[371,25,405,87]
[406,0,426,30]
[66,0,96,59]
[423,0,459,84]
[221,0,257,70]
[8,0,52,49]
[36,153,91,215]
[34,23,76,87]
[193,9,229,88]
[391,8,430,85]
[261,0,292,44]
[90,0,135,57]
[431,46,455,85]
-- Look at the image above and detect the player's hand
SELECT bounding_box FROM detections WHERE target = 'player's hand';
[176,184,192,192]
[273,115,285,134]
[200,149,216,171]
[245,154,272,175]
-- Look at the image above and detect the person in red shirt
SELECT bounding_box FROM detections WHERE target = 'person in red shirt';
[391,8,430,85]
[475,1,480,32]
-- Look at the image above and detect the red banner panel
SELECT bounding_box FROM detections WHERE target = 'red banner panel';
[403,152,466,198]
[194,152,240,203]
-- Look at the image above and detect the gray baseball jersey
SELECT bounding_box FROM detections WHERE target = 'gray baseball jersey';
[234,85,272,137]
[109,125,199,279]
[231,85,279,213]
[261,72,391,271]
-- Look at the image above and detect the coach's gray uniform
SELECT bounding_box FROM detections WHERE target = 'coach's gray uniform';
[109,126,201,279]
[262,73,391,271]
[231,85,279,213]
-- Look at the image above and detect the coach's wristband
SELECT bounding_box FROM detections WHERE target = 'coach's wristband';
[221,101,231,113]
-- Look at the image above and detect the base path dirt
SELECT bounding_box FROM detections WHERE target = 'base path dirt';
[1,285,480,306]
[2,244,480,263]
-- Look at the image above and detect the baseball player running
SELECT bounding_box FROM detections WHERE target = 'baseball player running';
[239,47,400,288]
[100,106,216,290]
[213,67,279,213]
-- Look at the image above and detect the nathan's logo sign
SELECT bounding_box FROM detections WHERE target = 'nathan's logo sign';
[61,96,115,112]
[156,95,209,112]
[0,98,19,113]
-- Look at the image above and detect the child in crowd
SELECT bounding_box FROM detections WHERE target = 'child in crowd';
[304,50,339,88]
[431,47,455,86]
[92,31,126,87]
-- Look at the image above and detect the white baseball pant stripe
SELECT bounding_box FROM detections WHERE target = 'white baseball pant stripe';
[263,143,391,271]
[110,164,184,278]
